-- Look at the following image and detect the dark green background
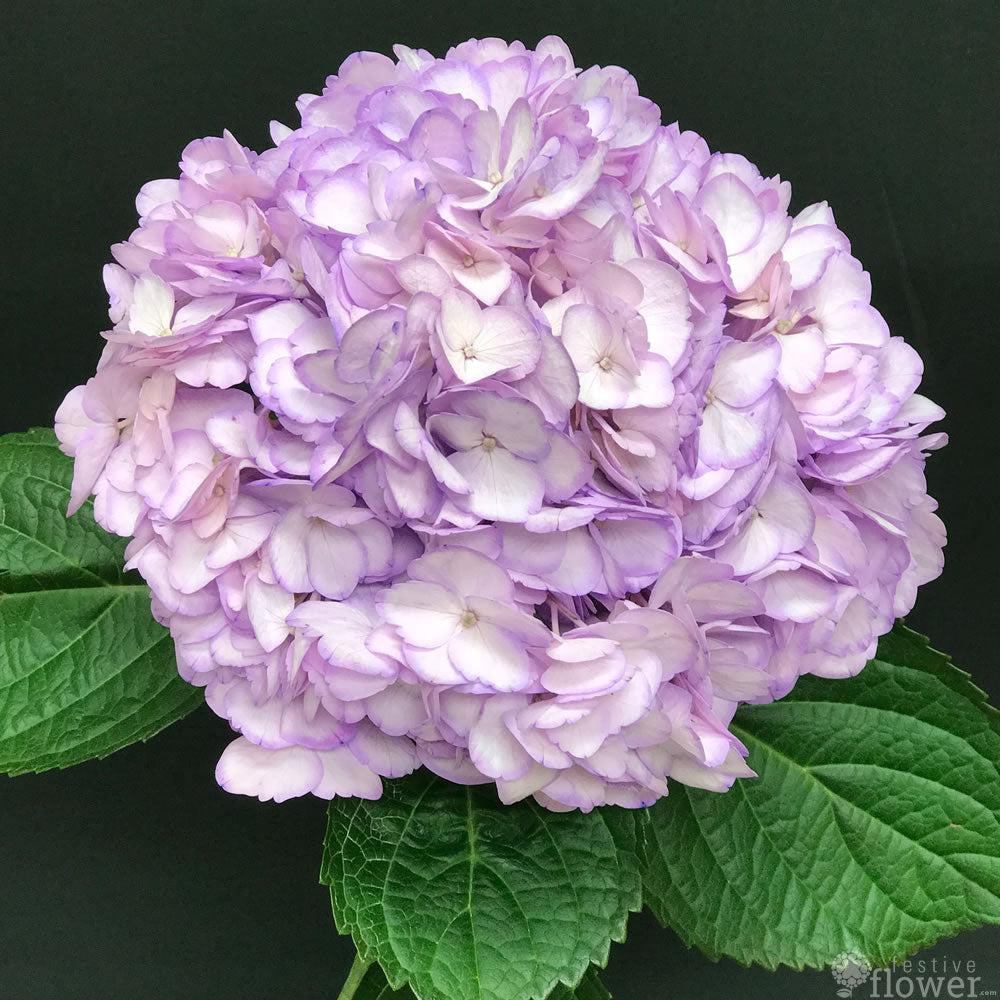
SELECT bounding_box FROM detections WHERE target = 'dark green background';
[2,1,998,997]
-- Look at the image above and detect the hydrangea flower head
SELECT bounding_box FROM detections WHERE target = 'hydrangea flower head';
[56,36,945,811]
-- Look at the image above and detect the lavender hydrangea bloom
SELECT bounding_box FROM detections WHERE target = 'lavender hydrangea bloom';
[55,36,946,811]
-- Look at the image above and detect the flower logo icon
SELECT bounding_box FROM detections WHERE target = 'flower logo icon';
[831,952,873,996]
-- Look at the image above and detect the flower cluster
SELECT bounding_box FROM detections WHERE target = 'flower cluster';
[56,37,945,811]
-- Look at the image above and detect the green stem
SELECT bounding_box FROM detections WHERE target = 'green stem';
[336,952,372,1000]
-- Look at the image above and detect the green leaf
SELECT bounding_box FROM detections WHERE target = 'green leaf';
[342,961,610,1000]
[0,427,130,592]
[343,960,418,1000]
[546,967,611,1000]
[640,623,1000,969]
[321,770,638,1000]
[0,428,201,774]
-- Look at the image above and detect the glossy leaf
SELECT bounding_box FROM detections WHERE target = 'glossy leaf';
[0,429,200,774]
[322,770,638,1000]
[640,624,1000,969]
